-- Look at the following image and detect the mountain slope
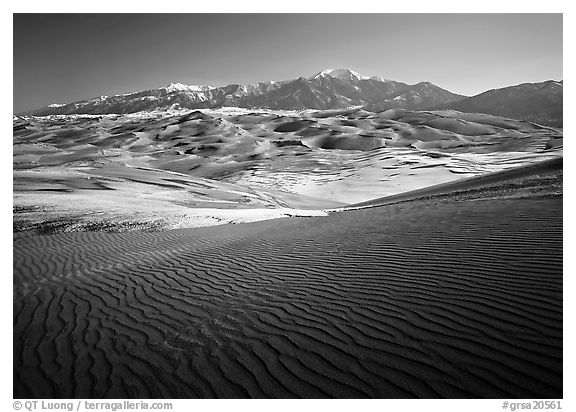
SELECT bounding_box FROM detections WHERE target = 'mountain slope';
[364,81,466,111]
[435,80,563,127]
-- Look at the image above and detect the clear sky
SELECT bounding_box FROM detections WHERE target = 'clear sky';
[13,13,563,113]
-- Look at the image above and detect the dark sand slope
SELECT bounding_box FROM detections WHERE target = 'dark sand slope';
[349,157,562,208]
[14,168,562,398]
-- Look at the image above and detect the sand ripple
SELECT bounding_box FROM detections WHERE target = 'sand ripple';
[13,195,562,398]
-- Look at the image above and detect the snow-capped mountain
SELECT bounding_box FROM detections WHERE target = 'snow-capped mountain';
[309,68,370,82]
[161,82,215,93]
[26,69,561,127]
[28,69,465,116]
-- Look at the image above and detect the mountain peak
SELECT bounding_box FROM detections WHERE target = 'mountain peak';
[163,82,193,92]
[309,68,370,82]
[162,82,214,93]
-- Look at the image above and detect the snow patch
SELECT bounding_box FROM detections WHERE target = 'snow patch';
[162,82,214,93]
[370,75,393,82]
[310,68,371,81]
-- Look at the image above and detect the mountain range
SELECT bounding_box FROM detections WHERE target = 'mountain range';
[23,69,563,127]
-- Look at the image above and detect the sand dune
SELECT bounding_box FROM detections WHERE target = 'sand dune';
[14,108,561,231]
[12,107,563,227]
[13,161,562,398]
[13,109,563,398]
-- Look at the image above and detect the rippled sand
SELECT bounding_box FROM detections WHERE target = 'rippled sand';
[13,160,562,398]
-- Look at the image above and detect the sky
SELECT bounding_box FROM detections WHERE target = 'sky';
[13,13,563,113]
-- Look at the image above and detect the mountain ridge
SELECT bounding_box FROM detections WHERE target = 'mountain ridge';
[436,80,563,127]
